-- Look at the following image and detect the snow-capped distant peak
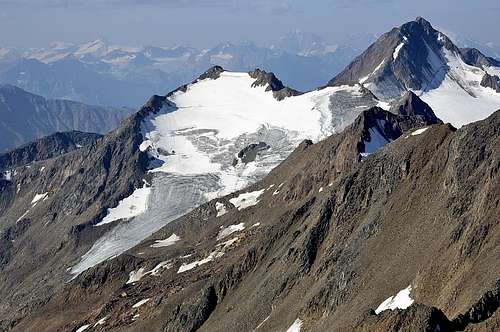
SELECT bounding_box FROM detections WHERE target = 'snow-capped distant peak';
[74,39,108,55]
[330,17,500,127]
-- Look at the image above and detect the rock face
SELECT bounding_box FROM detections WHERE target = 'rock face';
[390,90,442,124]
[11,104,498,332]
[248,68,301,100]
[0,84,132,152]
[460,48,500,69]
[0,131,102,171]
[481,73,500,92]
[233,142,270,165]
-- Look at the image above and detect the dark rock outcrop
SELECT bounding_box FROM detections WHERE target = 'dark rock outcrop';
[460,48,500,69]
[390,91,442,124]
[249,68,302,100]
[167,66,225,97]
[233,142,270,165]
[480,73,500,92]
[0,131,102,171]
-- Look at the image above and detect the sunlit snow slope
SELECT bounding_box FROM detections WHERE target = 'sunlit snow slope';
[417,48,500,127]
[70,70,380,275]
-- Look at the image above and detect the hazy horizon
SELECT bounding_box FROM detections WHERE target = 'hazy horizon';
[1,0,499,52]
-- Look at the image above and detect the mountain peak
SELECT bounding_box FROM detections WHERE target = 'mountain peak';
[248,68,301,100]
[199,65,225,80]
[414,16,432,28]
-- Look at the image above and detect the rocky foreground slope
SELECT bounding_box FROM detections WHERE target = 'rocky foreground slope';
[6,104,498,331]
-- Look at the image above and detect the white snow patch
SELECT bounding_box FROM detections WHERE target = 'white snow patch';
[229,190,264,210]
[132,298,150,308]
[3,171,12,181]
[127,261,173,283]
[215,202,228,217]
[141,72,366,197]
[75,325,90,332]
[359,152,372,160]
[149,260,173,276]
[375,285,414,314]
[139,140,153,152]
[410,127,429,136]
[252,222,261,227]
[360,60,386,84]
[255,315,270,329]
[318,187,323,193]
[40,166,45,172]
[96,184,151,226]
[217,223,245,240]
[16,210,29,222]
[177,250,224,273]
[219,237,239,248]
[485,66,500,77]
[31,192,48,205]
[94,317,107,327]
[127,267,147,284]
[286,318,303,332]
[393,43,404,61]
[376,100,391,110]
[151,234,180,248]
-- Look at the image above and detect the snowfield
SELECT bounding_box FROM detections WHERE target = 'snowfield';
[215,202,228,217]
[150,234,180,248]
[229,190,265,210]
[418,48,500,127]
[217,223,245,240]
[31,192,48,205]
[393,42,405,60]
[286,318,304,332]
[132,298,150,308]
[69,70,389,276]
[177,250,224,273]
[410,127,429,136]
[375,285,414,314]
[95,184,151,226]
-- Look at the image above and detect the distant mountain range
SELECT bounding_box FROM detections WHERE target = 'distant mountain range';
[0,84,132,152]
[0,32,375,107]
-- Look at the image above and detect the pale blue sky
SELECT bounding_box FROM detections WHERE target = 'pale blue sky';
[1,0,499,50]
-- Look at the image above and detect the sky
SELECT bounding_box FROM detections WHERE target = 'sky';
[1,0,499,49]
